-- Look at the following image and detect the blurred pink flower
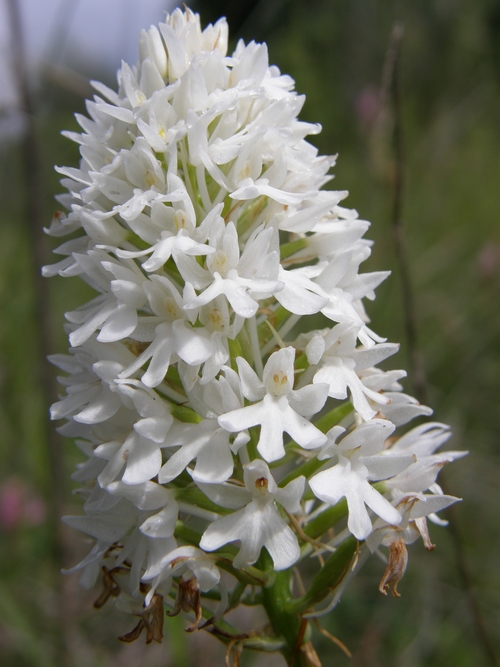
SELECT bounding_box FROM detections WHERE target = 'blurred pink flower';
[0,477,47,530]
[477,242,500,282]
[355,85,381,129]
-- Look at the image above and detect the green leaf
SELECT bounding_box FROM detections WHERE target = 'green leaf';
[289,536,357,613]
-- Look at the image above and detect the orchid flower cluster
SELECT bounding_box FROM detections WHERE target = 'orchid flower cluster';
[46,9,464,664]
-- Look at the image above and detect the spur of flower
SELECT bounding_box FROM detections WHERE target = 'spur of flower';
[46,7,463,664]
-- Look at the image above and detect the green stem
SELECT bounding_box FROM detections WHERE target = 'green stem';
[260,551,309,666]
[280,237,309,260]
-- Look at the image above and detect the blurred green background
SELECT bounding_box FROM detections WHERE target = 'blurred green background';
[1,0,499,665]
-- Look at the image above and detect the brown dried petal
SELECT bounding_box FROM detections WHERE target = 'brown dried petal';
[167,577,203,632]
[118,594,164,644]
[299,641,323,667]
[378,538,408,598]
[414,517,436,551]
[93,566,124,609]
[119,619,145,643]
[143,594,164,643]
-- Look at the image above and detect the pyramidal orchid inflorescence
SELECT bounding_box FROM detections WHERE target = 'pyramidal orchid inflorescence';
[45,8,464,663]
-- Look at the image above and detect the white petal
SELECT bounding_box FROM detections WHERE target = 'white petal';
[140,503,179,538]
[122,437,162,485]
[196,481,250,510]
[236,356,264,401]
[408,494,461,519]
[106,480,172,510]
[361,482,402,526]
[309,464,347,506]
[263,510,301,570]
[276,476,305,514]
[200,509,245,551]
[362,453,415,481]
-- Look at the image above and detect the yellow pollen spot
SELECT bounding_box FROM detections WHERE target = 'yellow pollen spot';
[213,250,227,274]
[164,297,179,318]
[145,169,156,188]
[239,161,252,181]
[209,309,223,330]
[174,210,188,230]
[159,127,166,140]
[273,372,288,386]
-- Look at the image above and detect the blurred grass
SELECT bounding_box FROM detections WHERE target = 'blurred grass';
[1,0,499,665]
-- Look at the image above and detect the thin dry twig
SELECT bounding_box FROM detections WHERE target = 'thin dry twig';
[313,620,352,659]
[381,23,428,406]
[286,510,336,561]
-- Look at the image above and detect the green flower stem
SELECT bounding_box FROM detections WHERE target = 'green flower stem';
[234,328,253,365]
[293,352,310,387]
[228,580,248,609]
[227,337,244,371]
[315,401,353,433]
[197,601,285,653]
[163,364,184,394]
[174,487,231,515]
[260,550,310,666]
[302,499,348,540]
[246,426,260,461]
[247,314,264,376]
[126,231,149,250]
[216,555,270,586]
[280,237,309,260]
[279,455,326,488]
[234,195,268,236]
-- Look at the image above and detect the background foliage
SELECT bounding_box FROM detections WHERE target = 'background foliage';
[1,0,499,665]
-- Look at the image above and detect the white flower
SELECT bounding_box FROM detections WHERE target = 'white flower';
[219,347,328,462]
[309,420,410,539]
[95,382,173,486]
[118,276,214,387]
[306,322,398,420]
[113,174,215,271]
[199,459,304,569]
[47,7,462,644]
[159,419,235,484]
[180,218,283,318]
[366,492,461,553]
[107,480,179,539]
